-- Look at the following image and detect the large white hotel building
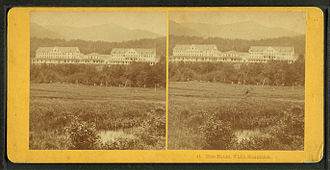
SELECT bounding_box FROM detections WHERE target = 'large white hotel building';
[170,44,297,64]
[32,47,158,65]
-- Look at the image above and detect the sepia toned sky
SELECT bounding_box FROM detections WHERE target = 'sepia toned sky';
[169,11,306,34]
[31,11,167,35]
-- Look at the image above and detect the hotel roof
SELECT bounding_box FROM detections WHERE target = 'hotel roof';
[249,46,294,53]
[111,48,156,55]
[173,44,218,51]
[36,47,80,53]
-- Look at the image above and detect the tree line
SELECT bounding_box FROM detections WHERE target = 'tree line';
[31,58,166,88]
[31,55,304,87]
[169,35,305,56]
[169,55,305,86]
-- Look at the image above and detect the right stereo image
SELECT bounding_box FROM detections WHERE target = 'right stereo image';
[167,11,306,150]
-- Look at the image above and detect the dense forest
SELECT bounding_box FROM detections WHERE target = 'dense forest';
[31,57,166,88]
[169,35,305,56]
[30,37,166,58]
[169,55,305,86]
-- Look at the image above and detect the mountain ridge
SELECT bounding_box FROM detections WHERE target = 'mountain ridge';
[30,22,163,42]
[169,20,304,40]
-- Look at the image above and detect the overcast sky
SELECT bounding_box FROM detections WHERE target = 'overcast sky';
[31,11,167,36]
[170,11,306,34]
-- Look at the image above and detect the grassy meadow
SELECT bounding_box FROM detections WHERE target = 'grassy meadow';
[29,83,166,150]
[168,81,304,150]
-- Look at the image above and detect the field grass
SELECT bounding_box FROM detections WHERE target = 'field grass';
[29,83,166,150]
[168,81,304,150]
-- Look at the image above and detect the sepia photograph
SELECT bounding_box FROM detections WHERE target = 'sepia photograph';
[6,6,325,163]
[29,11,166,150]
[168,11,306,150]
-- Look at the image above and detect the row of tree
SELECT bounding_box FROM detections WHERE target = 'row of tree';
[31,56,304,87]
[169,56,305,86]
[31,58,166,88]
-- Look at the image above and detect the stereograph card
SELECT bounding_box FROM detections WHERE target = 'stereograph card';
[6,7,324,163]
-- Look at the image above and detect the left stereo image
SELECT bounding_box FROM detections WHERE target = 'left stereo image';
[29,11,167,150]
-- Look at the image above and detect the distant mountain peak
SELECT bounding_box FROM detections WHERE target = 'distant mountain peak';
[30,22,64,39]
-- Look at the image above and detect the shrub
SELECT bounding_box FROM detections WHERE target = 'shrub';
[132,109,166,149]
[232,105,304,150]
[65,116,100,150]
[199,113,235,150]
